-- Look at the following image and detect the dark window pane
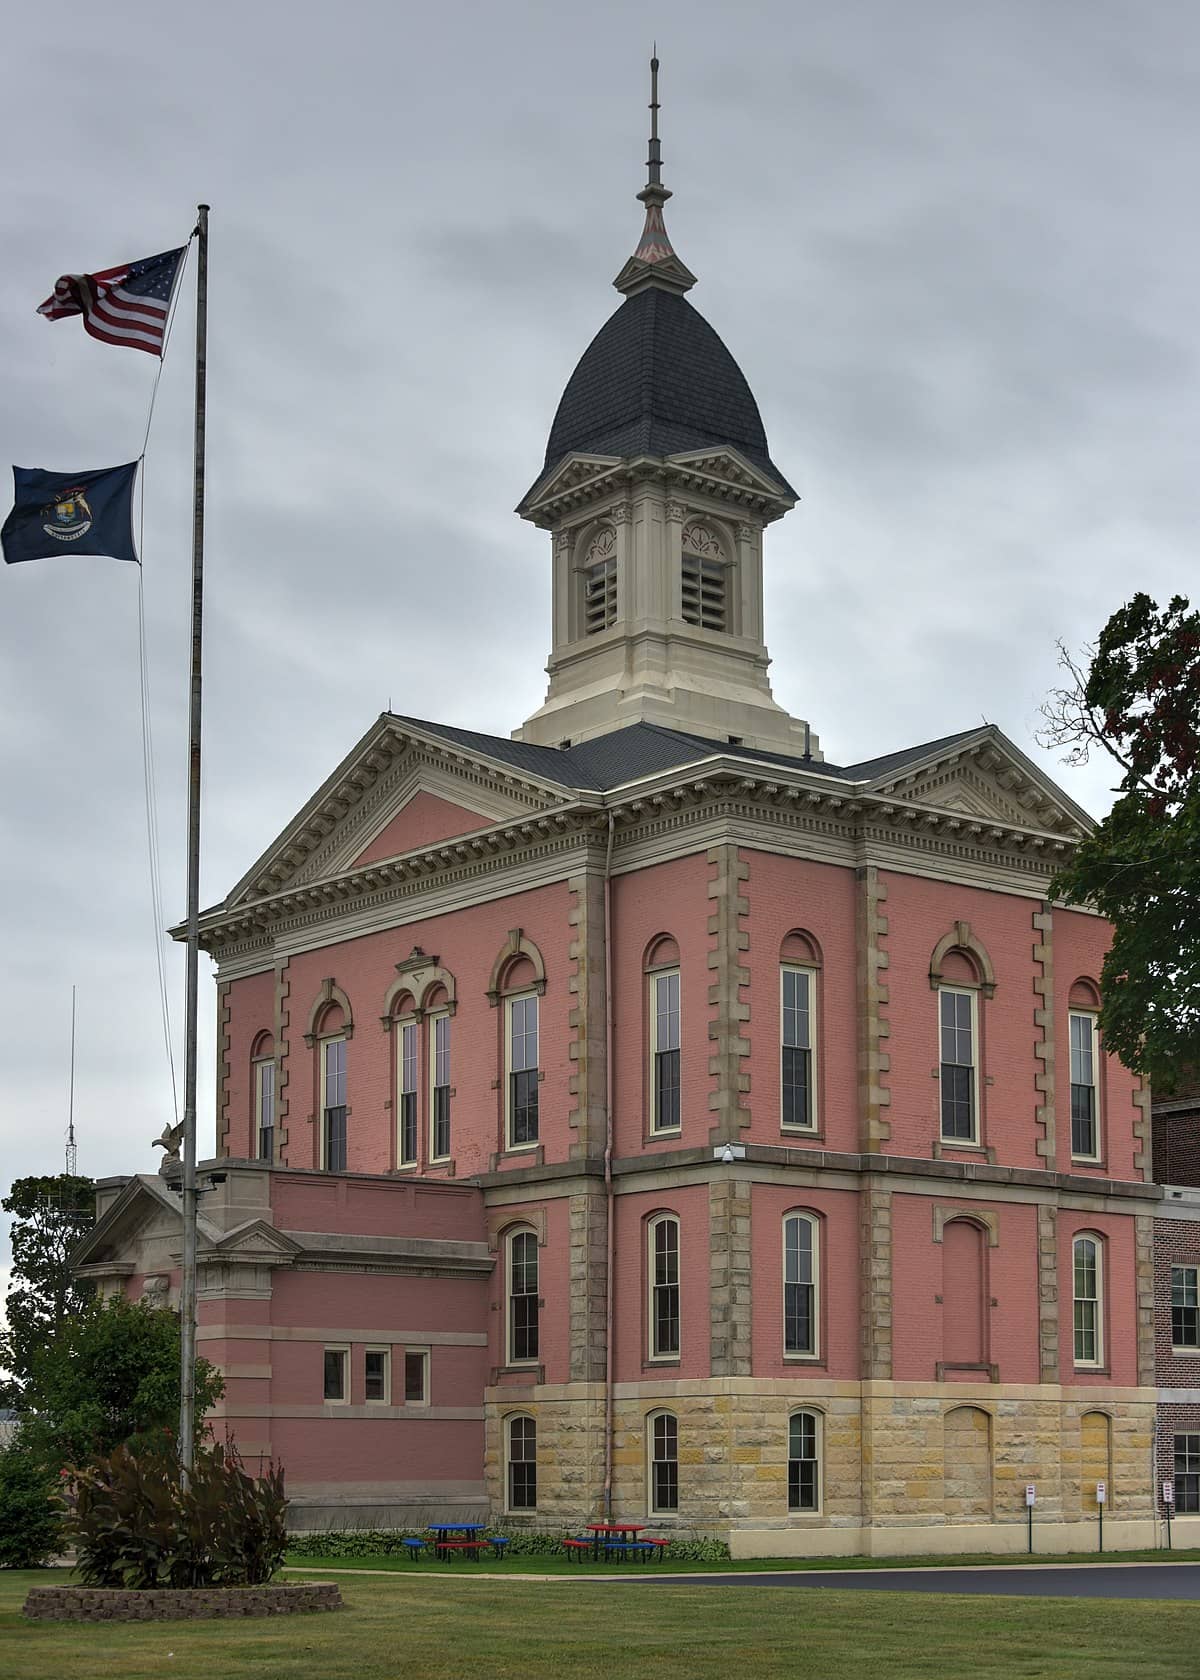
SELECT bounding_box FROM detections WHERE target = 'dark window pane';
[654,1047,681,1131]
[404,1351,427,1402]
[652,1413,678,1512]
[365,1351,387,1401]
[433,1085,451,1158]
[510,1234,539,1363]
[323,1349,345,1401]
[258,1124,274,1162]
[784,1282,814,1355]
[1175,1435,1200,1513]
[510,1068,539,1145]
[1071,1084,1096,1157]
[509,1416,536,1509]
[940,1065,974,1140]
[399,1091,417,1165]
[324,1106,347,1171]
[782,1046,812,1128]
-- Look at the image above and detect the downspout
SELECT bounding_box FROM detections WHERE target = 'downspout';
[602,808,616,1519]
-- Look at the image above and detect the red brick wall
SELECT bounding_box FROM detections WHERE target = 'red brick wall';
[1154,1215,1200,1384]
[1154,1108,1200,1187]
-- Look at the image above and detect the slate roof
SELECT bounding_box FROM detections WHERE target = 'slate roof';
[534,287,795,499]
[390,713,990,795]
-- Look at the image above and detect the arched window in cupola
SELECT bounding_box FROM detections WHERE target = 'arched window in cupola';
[680,520,729,633]
[581,525,618,635]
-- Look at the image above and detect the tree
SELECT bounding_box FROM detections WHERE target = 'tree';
[1042,592,1200,1087]
[18,1295,224,1471]
[0,1173,95,1407]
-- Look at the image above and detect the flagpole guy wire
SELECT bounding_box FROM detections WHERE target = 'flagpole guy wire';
[135,236,193,1129]
[178,203,209,1486]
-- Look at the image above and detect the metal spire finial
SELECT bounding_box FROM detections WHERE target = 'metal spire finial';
[613,50,697,297]
[648,50,661,188]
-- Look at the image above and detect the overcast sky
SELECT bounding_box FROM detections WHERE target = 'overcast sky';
[2,0,1197,1279]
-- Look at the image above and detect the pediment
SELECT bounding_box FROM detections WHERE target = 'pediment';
[519,452,624,518]
[205,1219,300,1263]
[865,729,1091,838]
[665,445,792,504]
[223,717,567,908]
[72,1175,219,1271]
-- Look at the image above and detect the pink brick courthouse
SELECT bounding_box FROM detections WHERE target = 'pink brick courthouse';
[74,102,1176,1558]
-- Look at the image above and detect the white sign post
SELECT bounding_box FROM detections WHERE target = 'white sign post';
[1164,1480,1174,1550]
[1025,1484,1035,1552]
[1096,1481,1106,1552]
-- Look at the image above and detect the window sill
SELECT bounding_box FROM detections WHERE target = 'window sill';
[643,1358,681,1370]
[781,1128,821,1142]
[1171,1347,1200,1356]
[1073,1365,1110,1376]
[647,1129,682,1142]
[782,1355,824,1367]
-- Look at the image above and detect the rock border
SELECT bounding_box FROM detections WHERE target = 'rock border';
[23,1582,343,1621]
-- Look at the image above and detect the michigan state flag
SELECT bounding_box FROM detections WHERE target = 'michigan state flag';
[2,462,138,565]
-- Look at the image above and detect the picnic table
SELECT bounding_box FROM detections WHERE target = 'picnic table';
[584,1521,645,1561]
[428,1522,488,1561]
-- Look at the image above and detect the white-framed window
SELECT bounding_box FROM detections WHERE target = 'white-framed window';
[397,1018,418,1168]
[1176,1434,1200,1513]
[429,1011,451,1161]
[783,1212,819,1358]
[648,1411,679,1513]
[781,966,816,1131]
[507,1228,539,1365]
[649,969,681,1134]
[506,994,539,1149]
[507,1414,537,1511]
[404,1348,429,1405]
[939,988,978,1143]
[322,1345,349,1404]
[1069,1011,1101,1160]
[788,1410,821,1512]
[364,1346,390,1404]
[648,1214,680,1361]
[1172,1266,1199,1350]
[320,1036,347,1171]
[254,1055,276,1162]
[1073,1234,1104,1368]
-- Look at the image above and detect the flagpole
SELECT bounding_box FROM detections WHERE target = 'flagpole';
[178,202,209,1485]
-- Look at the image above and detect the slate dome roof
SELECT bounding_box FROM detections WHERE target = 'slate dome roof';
[538,286,795,498]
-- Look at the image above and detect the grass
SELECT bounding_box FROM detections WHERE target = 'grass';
[281,1543,1200,1576]
[3,1566,1199,1680]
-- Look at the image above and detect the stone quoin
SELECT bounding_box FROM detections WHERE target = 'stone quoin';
[73,64,1184,1558]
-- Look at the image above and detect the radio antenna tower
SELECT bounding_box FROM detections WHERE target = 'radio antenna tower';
[65,984,78,1177]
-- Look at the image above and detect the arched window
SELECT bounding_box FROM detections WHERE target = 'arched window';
[780,934,820,1133]
[251,1032,275,1162]
[646,937,681,1135]
[648,1411,678,1513]
[1073,1234,1104,1368]
[941,1218,987,1368]
[938,973,978,1144]
[581,527,618,635]
[506,1414,537,1511]
[429,1001,452,1162]
[395,1006,419,1169]
[680,521,728,632]
[314,1003,348,1172]
[788,1411,821,1512]
[1068,983,1102,1161]
[1080,1410,1112,1511]
[648,1214,680,1360]
[783,1212,819,1358]
[507,1229,539,1366]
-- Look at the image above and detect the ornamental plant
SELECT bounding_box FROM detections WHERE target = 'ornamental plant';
[61,1438,287,1588]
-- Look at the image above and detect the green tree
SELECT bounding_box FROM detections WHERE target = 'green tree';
[0,1173,95,1406]
[0,1438,61,1568]
[19,1295,223,1470]
[1042,592,1200,1086]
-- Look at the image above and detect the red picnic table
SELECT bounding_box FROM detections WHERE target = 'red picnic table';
[584,1521,646,1560]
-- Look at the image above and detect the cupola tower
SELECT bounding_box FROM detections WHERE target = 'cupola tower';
[515,57,820,758]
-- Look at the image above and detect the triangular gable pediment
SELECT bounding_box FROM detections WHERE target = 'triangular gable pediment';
[864,727,1092,838]
[664,445,793,505]
[207,1219,300,1262]
[519,451,624,517]
[72,1175,220,1271]
[222,717,570,908]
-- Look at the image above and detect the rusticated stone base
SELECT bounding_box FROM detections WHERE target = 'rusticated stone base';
[23,1583,343,1621]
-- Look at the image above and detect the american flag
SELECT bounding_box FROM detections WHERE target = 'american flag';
[37,247,185,356]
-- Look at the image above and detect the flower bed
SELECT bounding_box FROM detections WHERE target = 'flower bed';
[23,1582,342,1621]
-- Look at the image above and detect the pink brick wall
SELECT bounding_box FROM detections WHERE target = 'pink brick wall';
[1055,1209,1139,1386]
[882,874,1041,1169]
[740,854,858,1152]
[613,1184,711,1381]
[611,855,710,1155]
[222,969,276,1158]
[1052,907,1143,1181]
[486,1197,570,1386]
[749,1183,860,1379]
[270,1172,485,1244]
[890,1193,1041,1384]
[352,791,493,867]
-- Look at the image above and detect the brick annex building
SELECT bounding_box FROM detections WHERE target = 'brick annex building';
[74,88,1188,1557]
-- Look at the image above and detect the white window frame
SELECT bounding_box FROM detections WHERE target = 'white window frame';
[648,967,682,1135]
[782,1212,820,1361]
[647,1213,681,1363]
[428,1009,452,1162]
[506,1412,537,1513]
[319,1035,348,1171]
[504,991,540,1151]
[787,1409,822,1514]
[938,986,979,1145]
[364,1345,391,1406]
[253,1054,276,1161]
[392,1015,419,1169]
[1073,1233,1105,1369]
[506,1227,540,1367]
[1069,1010,1102,1161]
[780,965,817,1133]
[1172,1265,1200,1352]
[403,1347,430,1406]
[322,1344,350,1405]
[647,1410,679,1515]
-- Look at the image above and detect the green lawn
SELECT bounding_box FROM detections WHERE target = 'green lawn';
[3,1567,1199,1680]
[282,1543,1200,1577]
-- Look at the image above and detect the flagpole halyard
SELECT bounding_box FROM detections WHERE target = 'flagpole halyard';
[178,202,209,1487]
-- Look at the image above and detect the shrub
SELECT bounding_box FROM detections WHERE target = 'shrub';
[286,1526,732,1564]
[0,1438,61,1568]
[62,1439,287,1588]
